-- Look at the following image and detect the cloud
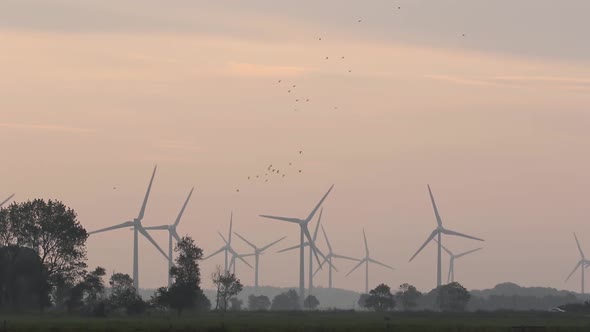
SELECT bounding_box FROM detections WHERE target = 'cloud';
[154,140,203,152]
[425,74,500,87]
[491,75,590,85]
[0,122,92,133]
[225,62,310,77]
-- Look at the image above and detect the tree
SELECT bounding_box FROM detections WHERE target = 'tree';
[437,282,471,312]
[271,289,301,311]
[211,267,243,312]
[0,199,88,310]
[396,283,422,310]
[229,297,243,311]
[108,273,146,315]
[365,283,395,311]
[0,246,48,311]
[166,236,205,315]
[357,293,370,310]
[303,295,320,310]
[248,295,271,311]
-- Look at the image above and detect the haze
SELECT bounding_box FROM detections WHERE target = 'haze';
[2,0,590,293]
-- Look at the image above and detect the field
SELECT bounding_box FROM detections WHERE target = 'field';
[1,311,590,332]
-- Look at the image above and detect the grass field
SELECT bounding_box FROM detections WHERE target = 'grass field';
[1,311,590,332]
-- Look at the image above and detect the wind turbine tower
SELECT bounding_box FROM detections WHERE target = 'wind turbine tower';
[233,232,286,290]
[346,229,394,293]
[144,187,194,287]
[260,185,334,302]
[566,233,590,294]
[89,166,168,290]
[409,185,484,289]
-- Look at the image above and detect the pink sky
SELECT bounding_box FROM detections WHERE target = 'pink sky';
[2,0,590,293]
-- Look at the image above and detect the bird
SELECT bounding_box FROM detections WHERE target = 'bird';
[299,170,302,173]
[113,187,117,190]
[248,176,251,180]
[306,99,310,102]
[462,33,466,37]
[357,19,362,23]
[236,189,240,192]
[341,56,345,59]
[325,57,329,60]
[348,70,352,73]
[278,80,282,83]
[293,85,297,88]
[288,90,291,93]
[296,99,299,102]
[319,37,322,41]
[289,162,292,166]
[298,151,303,154]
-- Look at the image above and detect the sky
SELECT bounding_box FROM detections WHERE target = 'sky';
[2,0,590,294]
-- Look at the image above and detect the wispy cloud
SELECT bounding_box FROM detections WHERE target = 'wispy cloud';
[491,75,590,85]
[225,62,310,77]
[425,74,499,87]
[0,122,93,133]
[155,140,203,152]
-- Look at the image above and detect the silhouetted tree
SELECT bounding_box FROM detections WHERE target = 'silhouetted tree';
[437,282,471,312]
[0,245,49,310]
[365,284,395,311]
[396,283,422,310]
[271,289,301,311]
[108,273,146,315]
[248,294,271,311]
[229,297,243,311]
[0,199,87,310]
[357,293,370,310]
[304,295,320,310]
[165,236,205,315]
[211,268,243,313]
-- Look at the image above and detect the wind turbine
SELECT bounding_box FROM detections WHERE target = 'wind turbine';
[233,232,286,290]
[409,185,484,289]
[435,239,482,283]
[277,208,325,293]
[220,232,254,274]
[260,185,334,301]
[346,229,394,293]
[566,233,590,294]
[0,194,15,208]
[204,213,251,272]
[144,187,194,287]
[89,166,168,290]
[314,225,360,288]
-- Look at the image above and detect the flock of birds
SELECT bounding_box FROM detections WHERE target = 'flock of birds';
[237,150,305,192]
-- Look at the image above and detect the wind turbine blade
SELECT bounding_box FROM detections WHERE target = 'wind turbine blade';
[228,212,233,244]
[312,208,323,242]
[235,254,253,269]
[442,228,484,242]
[321,225,333,253]
[313,256,328,277]
[260,236,287,252]
[204,246,226,260]
[433,239,453,256]
[173,187,194,227]
[574,233,585,258]
[228,255,236,271]
[171,229,181,242]
[305,185,334,222]
[0,194,15,207]
[277,243,303,253]
[142,225,169,231]
[303,226,323,265]
[346,259,366,277]
[259,215,300,224]
[218,232,229,244]
[332,253,361,262]
[369,258,394,270]
[234,232,257,250]
[427,184,443,227]
[88,221,134,235]
[409,229,438,262]
[455,247,483,259]
[566,261,582,282]
[138,165,157,220]
[138,226,168,260]
[363,229,369,256]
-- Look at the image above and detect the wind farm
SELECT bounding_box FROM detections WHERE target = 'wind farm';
[3,0,590,330]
